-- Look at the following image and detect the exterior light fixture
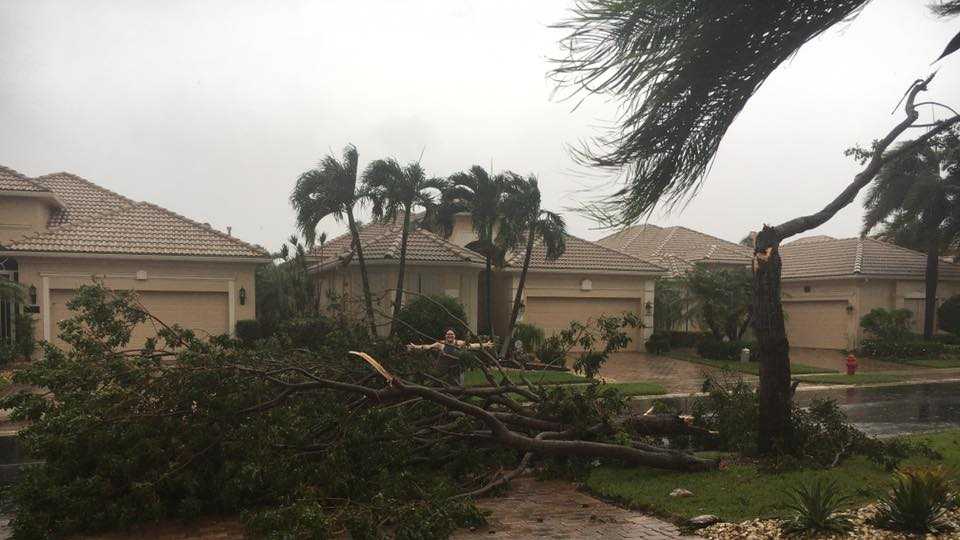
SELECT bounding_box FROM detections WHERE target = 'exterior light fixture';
[238,287,246,306]
[28,284,37,305]
[644,301,653,315]
[846,304,854,314]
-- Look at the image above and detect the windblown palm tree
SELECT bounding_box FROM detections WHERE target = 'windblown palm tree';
[363,158,445,336]
[497,176,566,359]
[0,281,24,304]
[862,128,960,338]
[291,144,377,335]
[438,166,518,335]
[553,0,960,452]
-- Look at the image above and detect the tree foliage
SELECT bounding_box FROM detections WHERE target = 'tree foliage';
[681,265,752,341]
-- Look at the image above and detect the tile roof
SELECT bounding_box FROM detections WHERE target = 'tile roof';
[0,165,49,193]
[783,235,836,246]
[597,224,752,276]
[779,237,960,280]
[504,234,665,274]
[1,167,268,259]
[312,221,485,269]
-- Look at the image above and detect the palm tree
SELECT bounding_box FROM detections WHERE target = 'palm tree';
[363,158,445,336]
[291,144,377,335]
[553,0,960,454]
[497,176,566,359]
[438,166,518,335]
[862,128,960,338]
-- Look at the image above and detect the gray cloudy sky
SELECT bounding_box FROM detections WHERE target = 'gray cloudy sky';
[2,0,958,251]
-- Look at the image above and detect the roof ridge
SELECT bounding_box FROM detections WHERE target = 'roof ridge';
[0,165,52,193]
[415,227,484,262]
[854,237,864,274]
[33,171,137,206]
[138,201,269,256]
[570,233,667,271]
[651,227,679,258]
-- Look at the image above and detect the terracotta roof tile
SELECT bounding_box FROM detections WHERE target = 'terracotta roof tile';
[1,167,267,259]
[780,237,960,280]
[312,221,484,269]
[0,165,49,193]
[505,234,664,273]
[598,224,751,276]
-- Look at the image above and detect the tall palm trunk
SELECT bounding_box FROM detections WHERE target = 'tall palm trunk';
[347,210,378,336]
[752,228,792,455]
[500,227,536,360]
[483,253,493,336]
[389,204,413,337]
[924,230,940,339]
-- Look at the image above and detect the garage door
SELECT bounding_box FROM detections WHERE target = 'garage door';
[783,300,848,350]
[50,290,229,348]
[524,297,643,351]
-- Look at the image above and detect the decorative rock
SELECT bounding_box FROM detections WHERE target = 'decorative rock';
[688,514,721,528]
[669,488,693,498]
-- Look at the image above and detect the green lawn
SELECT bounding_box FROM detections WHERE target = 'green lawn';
[585,430,960,523]
[793,372,908,385]
[668,352,833,375]
[904,356,960,368]
[603,381,668,397]
[463,369,587,387]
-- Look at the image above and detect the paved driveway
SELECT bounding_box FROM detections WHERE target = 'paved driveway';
[599,352,715,393]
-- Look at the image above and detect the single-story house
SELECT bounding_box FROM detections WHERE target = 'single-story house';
[599,223,960,351]
[779,235,960,350]
[0,165,270,349]
[309,213,664,349]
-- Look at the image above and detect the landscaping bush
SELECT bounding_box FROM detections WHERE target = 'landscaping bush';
[871,466,956,534]
[0,313,37,365]
[668,330,701,348]
[930,332,960,346]
[860,308,913,341]
[938,295,960,335]
[512,322,545,352]
[859,338,946,359]
[395,294,469,344]
[536,335,567,367]
[695,336,754,361]
[234,319,262,342]
[644,331,671,354]
[780,478,854,536]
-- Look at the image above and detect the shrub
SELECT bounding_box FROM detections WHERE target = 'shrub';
[512,322,545,352]
[780,478,854,536]
[668,331,701,348]
[644,332,671,354]
[860,308,913,341]
[396,294,468,344]
[939,295,960,335]
[235,319,262,342]
[0,313,37,365]
[696,337,754,361]
[536,335,567,367]
[860,338,945,359]
[871,467,956,534]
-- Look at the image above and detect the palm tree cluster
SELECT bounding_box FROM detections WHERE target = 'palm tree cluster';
[290,145,567,350]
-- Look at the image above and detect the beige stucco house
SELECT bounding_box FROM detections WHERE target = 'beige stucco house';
[0,165,269,349]
[599,224,960,351]
[309,213,663,349]
[779,236,960,350]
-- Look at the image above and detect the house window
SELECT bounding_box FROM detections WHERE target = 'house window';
[803,286,811,293]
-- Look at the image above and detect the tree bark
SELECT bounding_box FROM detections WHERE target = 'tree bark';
[752,227,792,454]
[483,252,493,336]
[499,228,536,360]
[924,230,940,339]
[389,204,413,337]
[347,210,378,336]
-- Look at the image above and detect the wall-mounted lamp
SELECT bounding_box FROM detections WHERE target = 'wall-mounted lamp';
[239,287,246,306]
[28,284,37,305]
[644,301,653,315]
[845,304,854,314]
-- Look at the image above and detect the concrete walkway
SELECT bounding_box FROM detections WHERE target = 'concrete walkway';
[455,478,699,540]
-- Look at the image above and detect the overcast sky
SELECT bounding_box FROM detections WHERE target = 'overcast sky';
[2,0,958,251]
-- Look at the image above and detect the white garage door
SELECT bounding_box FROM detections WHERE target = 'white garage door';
[783,300,848,350]
[524,297,644,351]
[50,289,229,348]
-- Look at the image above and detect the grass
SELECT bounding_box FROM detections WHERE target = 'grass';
[598,381,667,397]
[463,369,586,387]
[793,372,909,385]
[668,352,833,375]
[904,356,960,369]
[584,430,960,523]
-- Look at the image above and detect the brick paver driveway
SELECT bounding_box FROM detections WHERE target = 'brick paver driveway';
[455,478,700,540]
[599,352,717,394]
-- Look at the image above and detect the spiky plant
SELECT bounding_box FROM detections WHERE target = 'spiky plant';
[780,478,854,536]
[871,466,956,534]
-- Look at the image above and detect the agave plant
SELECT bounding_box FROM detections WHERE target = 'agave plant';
[871,466,956,534]
[780,478,854,536]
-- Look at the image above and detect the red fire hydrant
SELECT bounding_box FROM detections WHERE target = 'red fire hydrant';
[846,354,858,376]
